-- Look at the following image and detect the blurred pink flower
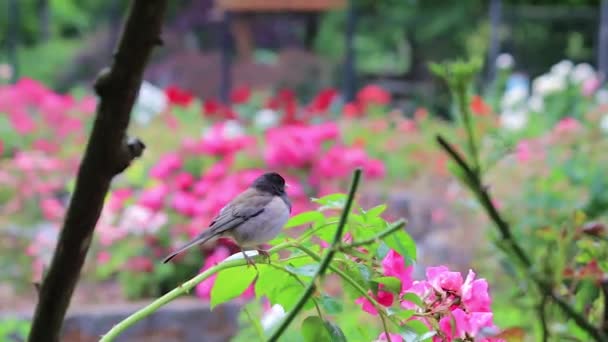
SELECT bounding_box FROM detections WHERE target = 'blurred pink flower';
[398,119,417,133]
[40,197,64,221]
[515,140,534,163]
[126,256,154,272]
[150,153,182,179]
[198,122,254,156]
[108,188,133,211]
[582,77,601,97]
[174,172,195,190]
[171,191,197,216]
[97,251,111,264]
[554,117,581,135]
[32,139,58,154]
[196,246,231,299]
[138,183,169,211]
[77,96,98,115]
[314,145,385,181]
[9,108,36,134]
[374,333,403,342]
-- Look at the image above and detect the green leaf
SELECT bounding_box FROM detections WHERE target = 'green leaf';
[319,294,343,314]
[388,308,415,321]
[285,211,325,229]
[324,321,347,342]
[383,229,416,263]
[401,319,432,341]
[302,316,346,342]
[365,204,387,219]
[312,193,346,205]
[401,293,424,308]
[210,266,257,309]
[372,276,402,293]
[286,264,318,277]
[312,193,347,210]
[254,266,281,299]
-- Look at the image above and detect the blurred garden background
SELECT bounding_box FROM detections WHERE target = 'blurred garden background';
[2,0,608,341]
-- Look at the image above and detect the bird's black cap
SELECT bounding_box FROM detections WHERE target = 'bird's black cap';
[252,172,286,196]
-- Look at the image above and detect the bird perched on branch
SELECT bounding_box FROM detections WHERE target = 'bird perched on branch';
[163,172,291,267]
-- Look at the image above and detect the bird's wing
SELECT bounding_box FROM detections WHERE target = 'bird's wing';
[207,188,273,236]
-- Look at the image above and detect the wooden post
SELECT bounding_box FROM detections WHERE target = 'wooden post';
[220,11,232,104]
[486,0,502,83]
[343,0,357,102]
[599,0,608,82]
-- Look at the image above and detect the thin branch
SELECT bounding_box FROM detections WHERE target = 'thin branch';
[602,280,608,334]
[539,295,550,342]
[436,134,607,342]
[267,168,362,341]
[342,220,406,249]
[27,2,166,341]
[100,243,296,341]
[264,263,324,320]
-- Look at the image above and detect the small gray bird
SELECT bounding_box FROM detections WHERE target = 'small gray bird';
[162,172,291,266]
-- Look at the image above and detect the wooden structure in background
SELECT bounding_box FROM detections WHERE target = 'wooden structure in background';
[214,0,350,103]
[217,0,345,11]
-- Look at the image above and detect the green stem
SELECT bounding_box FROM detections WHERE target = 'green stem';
[264,262,324,320]
[342,220,406,249]
[436,134,607,342]
[291,245,393,337]
[267,168,362,341]
[244,306,266,342]
[100,243,293,342]
[453,81,480,175]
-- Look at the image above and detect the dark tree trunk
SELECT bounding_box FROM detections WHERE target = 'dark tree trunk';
[27,1,167,341]
[37,0,51,42]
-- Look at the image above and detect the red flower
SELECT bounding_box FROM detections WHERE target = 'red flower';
[230,86,251,104]
[202,99,221,116]
[307,88,338,114]
[165,85,194,107]
[343,102,360,117]
[470,95,491,116]
[357,85,390,107]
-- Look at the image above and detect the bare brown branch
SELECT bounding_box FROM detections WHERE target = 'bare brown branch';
[27,1,167,341]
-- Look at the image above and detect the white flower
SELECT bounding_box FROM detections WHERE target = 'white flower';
[501,87,528,110]
[253,109,279,130]
[133,81,168,125]
[532,74,566,97]
[261,304,286,331]
[495,53,514,69]
[596,89,608,104]
[119,205,167,234]
[223,120,245,138]
[500,110,528,131]
[0,63,13,80]
[528,95,544,112]
[600,115,608,134]
[550,60,574,78]
[571,63,595,84]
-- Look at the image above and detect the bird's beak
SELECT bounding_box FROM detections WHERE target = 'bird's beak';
[285,183,290,188]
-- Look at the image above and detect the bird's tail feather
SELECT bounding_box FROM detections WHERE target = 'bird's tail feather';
[162,230,216,263]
